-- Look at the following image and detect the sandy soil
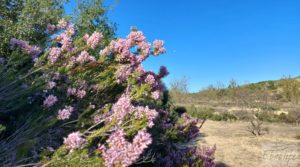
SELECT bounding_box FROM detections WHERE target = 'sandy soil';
[198,120,300,167]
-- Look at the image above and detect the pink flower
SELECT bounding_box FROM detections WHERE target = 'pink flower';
[111,95,134,124]
[56,33,72,51]
[48,47,61,64]
[151,90,160,100]
[99,47,110,56]
[76,89,86,99]
[138,42,151,56]
[136,64,145,74]
[99,128,152,167]
[66,24,75,36]
[153,40,166,56]
[10,38,42,58]
[76,51,96,64]
[43,95,58,107]
[127,31,146,44]
[67,87,77,96]
[63,131,86,151]
[47,81,56,89]
[133,129,152,150]
[26,45,42,58]
[83,34,89,41]
[57,18,67,29]
[145,74,156,85]
[86,32,103,49]
[47,23,56,32]
[57,106,74,120]
[110,39,131,54]
[135,106,158,128]
[116,65,132,83]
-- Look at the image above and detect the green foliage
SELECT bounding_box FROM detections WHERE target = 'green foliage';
[0,0,66,57]
[172,77,300,124]
[0,124,6,136]
[46,147,105,167]
[186,105,237,121]
[73,0,116,44]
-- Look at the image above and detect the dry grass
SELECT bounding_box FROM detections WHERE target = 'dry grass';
[198,120,300,167]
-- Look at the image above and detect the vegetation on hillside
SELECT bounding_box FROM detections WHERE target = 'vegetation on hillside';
[170,77,300,124]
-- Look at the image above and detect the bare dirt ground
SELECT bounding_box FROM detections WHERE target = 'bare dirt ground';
[198,120,300,167]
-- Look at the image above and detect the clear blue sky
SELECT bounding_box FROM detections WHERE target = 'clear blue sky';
[66,0,300,92]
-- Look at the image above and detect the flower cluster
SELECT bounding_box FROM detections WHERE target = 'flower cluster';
[47,23,56,32]
[99,129,152,167]
[151,90,160,100]
[57,106,74,120]
[43,95,58,107]
[63,131,86,151]
[144,74,156,85]
[84,32,103,49]
[10,38,42,59]
[153,40,166,56]
[99,30,165,67]
[76,50,96,64]
[54,20,75,52]
[116,65,133,83]
[198,145,217,167]
[110,95,158,127]
[67,87,86,99]
[48,47,61,64]
[159,145,216,167]
[47,81,56,89]
[177,113,201,140]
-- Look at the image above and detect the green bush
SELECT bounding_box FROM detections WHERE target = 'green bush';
[186,105,237,121]
[187,105,214,119]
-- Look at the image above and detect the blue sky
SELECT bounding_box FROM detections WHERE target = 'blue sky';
[66,0,300,92]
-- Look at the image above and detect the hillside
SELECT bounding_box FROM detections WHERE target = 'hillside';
[171,77,300,123]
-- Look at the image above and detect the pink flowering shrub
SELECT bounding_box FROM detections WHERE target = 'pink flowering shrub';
[8,19,215,167]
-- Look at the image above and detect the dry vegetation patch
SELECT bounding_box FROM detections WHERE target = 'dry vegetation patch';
[198,120,300,167]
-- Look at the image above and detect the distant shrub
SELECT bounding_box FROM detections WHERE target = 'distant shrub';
[287,109,300,124]
[246,119,268,136]
[256,111,280,122]
[210,113,223,121]
[187,106,214,119]
[186,105,237,121]
[233,110,253,120]
[221,112,238,121]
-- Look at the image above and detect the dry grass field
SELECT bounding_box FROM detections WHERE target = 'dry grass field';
[198,120,300,167]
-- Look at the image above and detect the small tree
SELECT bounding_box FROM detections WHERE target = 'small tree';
[170,76,189,103]
[247,117,268,136]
